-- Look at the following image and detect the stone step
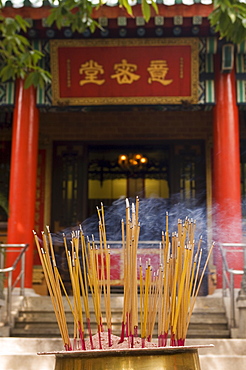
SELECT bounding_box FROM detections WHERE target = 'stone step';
[20,296,226,312]
[11,331,230,340]
[12,318,229,331]
[20,295,124,311]
[11,322,230,339]
[12,310,229,324]
[10,295,230,339]
[190,313,228,324]
[187,329,230,338]
[14,310,228,324]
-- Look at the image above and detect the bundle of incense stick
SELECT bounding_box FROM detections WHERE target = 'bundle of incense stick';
[157,220,213,347]
[33,197,214,350]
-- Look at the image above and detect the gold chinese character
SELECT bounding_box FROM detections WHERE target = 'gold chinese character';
[79,60,105,86]
[111,59,140,84]
[147,60,173,86]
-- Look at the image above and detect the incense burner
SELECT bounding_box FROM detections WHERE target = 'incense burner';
[39,344,213,370]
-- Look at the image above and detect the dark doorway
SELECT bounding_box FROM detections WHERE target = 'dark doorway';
[51,139,208,295]
[51,140,206,231]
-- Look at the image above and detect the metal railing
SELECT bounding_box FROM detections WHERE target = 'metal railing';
[219,242,246,328]
[0,244,28,326]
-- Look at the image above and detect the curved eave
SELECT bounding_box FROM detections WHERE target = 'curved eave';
[93,3,214,18]
[0,4,214,20]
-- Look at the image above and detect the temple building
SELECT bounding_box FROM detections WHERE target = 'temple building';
[0,0,245,294]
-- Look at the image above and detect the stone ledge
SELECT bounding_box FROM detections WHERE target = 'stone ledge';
[199,355,246,370]
[0,354,55,370]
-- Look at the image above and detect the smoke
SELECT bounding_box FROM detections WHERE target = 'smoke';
[51,196,210,294]
[52,196,207,245]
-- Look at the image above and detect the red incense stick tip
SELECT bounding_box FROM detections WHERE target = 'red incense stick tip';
[64,343,72,351]
[108,328,112,347]
[129,334,134,348]
[163,332,168,347]
[98,328,102,350]
[87,318,94,350]
[141,337,145,348]
[178,338,185,346]
[73,338,77,351]
[118,322,125,344]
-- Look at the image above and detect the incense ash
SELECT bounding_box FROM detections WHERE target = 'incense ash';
[33,197,214,352]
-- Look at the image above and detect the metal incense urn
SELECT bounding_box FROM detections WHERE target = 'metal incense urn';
[40,345,213,370]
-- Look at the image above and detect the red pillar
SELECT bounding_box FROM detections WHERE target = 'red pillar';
[213,54,242,288]
[6,78,39,289]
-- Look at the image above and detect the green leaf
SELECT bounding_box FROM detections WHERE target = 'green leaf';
[0,65,14,82]
[33,71,42,86]
[20,69,27,79]
[150,0,159,15]
[242,18,246,29]
[61,6,68,16]
[24,73,35,89]
[120,0,133,16]
[218,0,233,12]
[15,15,30,32]
[227,8,236,23]
[232,3,246,14]
[19,52,31,64]
[141,0,151,23]
[218,13,231,32]
[40,70,52,84]
[223,0,233,8]
[46,11,57,27]
[208,8,222,25]
[0,13,52,88]
[17,35,31,47]
[31,51,43,65]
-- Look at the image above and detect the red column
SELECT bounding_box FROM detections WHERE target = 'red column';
[213,55,242,288]
[6,78,39,289]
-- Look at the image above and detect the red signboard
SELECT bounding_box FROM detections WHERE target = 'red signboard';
[105,248,162,285]
[50,38,199,105]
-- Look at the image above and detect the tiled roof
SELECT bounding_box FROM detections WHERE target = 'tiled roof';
[1,0,214,20]
[2,0,213,7]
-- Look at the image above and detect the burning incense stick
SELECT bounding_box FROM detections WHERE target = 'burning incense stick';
[33,230,72,351]
[97,203,112,346]
[33,197,214,351]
